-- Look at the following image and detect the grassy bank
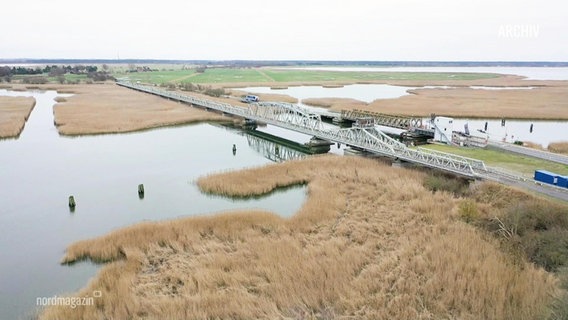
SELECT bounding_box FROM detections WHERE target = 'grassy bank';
[422,144,568,176]
[0,96,36,138]
[41,156,563,319]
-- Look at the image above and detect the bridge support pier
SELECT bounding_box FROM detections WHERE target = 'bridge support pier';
[304,137,333,154]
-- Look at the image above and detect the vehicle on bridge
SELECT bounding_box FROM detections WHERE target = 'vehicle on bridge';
[241,95,259,103]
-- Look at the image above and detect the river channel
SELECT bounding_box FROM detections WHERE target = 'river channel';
[0,89,307,319]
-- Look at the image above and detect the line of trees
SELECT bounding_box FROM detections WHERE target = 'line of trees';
[0,65,114,83]
[0,65,99,76]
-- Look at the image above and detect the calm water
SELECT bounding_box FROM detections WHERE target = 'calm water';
[0,90,307,319]
[239,84,412,103]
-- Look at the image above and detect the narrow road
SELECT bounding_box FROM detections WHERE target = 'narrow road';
[480,168,568,202]
[488,141,568,166]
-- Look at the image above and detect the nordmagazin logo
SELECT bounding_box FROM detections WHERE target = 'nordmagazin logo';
[498,24,540,38]
[36,291,101,309]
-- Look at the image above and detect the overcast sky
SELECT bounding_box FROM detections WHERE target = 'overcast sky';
[2,0,566,61]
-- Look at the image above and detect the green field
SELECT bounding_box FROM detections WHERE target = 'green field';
[114,70,197,84]
[262,69,499,82]
[422,144,568,176]
[112,67,501,85]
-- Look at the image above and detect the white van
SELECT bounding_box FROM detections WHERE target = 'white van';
[242,95,259,103]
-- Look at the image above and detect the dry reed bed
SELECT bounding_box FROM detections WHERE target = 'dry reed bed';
[53,84,229,135]
[41,156,559,320]
[548,141,568,155]
[301,97,367,109]
[0,96,36,138]
[523,141,568,155]
[361,86,568,119]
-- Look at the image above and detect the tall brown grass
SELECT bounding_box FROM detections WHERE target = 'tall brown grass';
[301,97,367,111]
[365,86,568,119]
[548,141,568,155]
[41,156,561,320]
[523,141,544,150]
[53,84,230,135]
[0,96,36,138]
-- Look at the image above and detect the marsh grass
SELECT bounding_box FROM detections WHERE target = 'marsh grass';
[301,97,367,110]
[0,96,36,138]
[524,141,545,150]
[548,142,568,155]
[53,84,229,135]
[40,155,562,320]
[366,86,568,119]
[422,171,471,196]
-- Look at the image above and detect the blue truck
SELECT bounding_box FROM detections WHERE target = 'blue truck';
[534,169,568,188]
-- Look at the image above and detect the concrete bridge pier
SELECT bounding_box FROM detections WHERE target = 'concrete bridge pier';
[304,137,333,153]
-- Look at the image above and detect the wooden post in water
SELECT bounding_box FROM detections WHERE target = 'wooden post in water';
[138,184,145,199]
[68,196,76,212]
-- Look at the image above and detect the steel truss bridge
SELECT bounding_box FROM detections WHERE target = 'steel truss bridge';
[118,81,486,178]
[340,109,425,130]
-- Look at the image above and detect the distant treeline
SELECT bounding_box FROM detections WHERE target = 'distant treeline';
[1,59,567,68]
[0,65,114,83]
[0,65,98,76]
